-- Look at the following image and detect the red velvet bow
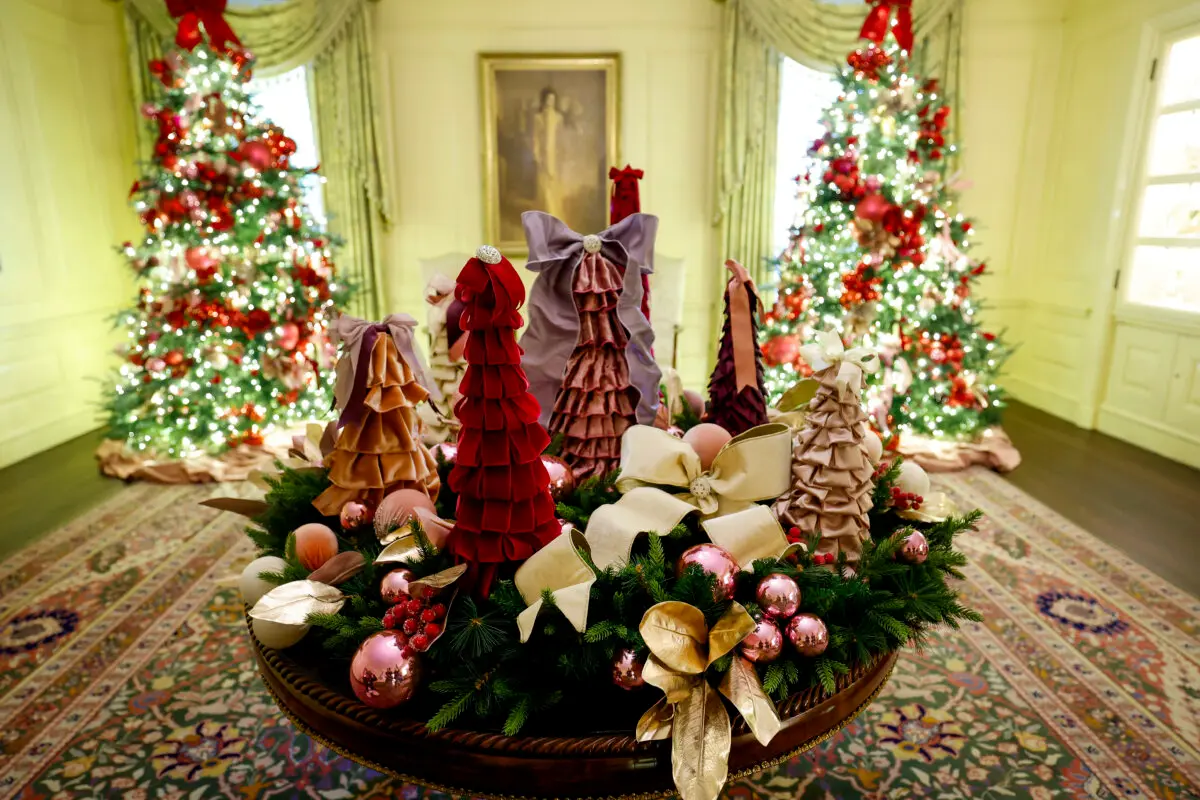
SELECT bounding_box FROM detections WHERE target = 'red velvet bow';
[166,0,242,55]
[859,0,914,54]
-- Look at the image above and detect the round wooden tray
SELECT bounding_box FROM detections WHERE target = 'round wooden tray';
[250,619,898,800]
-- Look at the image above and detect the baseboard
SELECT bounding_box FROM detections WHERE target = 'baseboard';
[0,412,101,470]
[1097,407,1200,470]
[1002,374,1086,428]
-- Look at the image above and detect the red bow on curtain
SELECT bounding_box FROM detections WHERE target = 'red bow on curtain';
[859,0,914,54]
[166,0,243,54]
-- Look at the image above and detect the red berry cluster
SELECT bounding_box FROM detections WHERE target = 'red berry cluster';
[846,45,891,81]
[890,486,924,512]
[382,598,447,654]
[786,527,837,566]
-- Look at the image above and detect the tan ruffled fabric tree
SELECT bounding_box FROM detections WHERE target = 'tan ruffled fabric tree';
[773,332,879,565]
[314,323,439,516]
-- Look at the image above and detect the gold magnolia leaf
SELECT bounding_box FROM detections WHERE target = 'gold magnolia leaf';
[776,378,818,412]
[375,534,422,566]
[706,602,756,665]
[307,551,366,585]
[199,497,269,518]
[671,679,732,800]
[248,580,345,625]
[410,564,468,599]
[636,696,674,742]
[642,655,696,705]
[719,656,782,746]
[640,601,708,674]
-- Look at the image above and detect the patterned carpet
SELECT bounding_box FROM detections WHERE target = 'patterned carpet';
[1,470,1198,800]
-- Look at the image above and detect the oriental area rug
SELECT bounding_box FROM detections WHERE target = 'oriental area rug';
[1,470,1198,800]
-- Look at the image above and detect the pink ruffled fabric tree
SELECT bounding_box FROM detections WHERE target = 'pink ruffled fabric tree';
[705,259,769,436]
[519,211,660,481]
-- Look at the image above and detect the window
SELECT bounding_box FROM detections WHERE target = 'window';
[773,58,841,256]
[247,66,326,224]
[1123,32,1200,313]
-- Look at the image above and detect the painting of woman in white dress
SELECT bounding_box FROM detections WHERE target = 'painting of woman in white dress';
[481,54,619,252]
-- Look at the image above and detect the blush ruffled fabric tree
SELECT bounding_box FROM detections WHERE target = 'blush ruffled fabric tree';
[704,259,769,436]
[313,315,441,517]
[445,246,559,597]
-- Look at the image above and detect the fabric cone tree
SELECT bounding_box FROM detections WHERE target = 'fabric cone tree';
[420,274,467,443]
[313,315,440,517]
[705,259,768,436]
[608,165,651,323]
[774,332,879,565]
[446,246,559,597]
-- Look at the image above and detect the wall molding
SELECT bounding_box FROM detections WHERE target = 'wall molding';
[1097,405,1200,469]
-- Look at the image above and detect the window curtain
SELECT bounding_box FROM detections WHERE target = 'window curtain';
[713,0,965,291]
[122,0,390,319]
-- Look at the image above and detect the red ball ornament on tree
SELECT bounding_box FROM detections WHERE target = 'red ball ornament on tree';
[786,613,829,657]
[238,139,272,171]
[762,334,801,368]
[755,573,801,619]
[277,322,300,350]
[739,618,784,663]
[855,193,890,222]
[611,648,645,690]
[349,630,423,709]
[677,543,739,601]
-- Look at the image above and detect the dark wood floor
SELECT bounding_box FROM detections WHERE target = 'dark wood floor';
[1000,401,1200,597]
[0,404,1197,594]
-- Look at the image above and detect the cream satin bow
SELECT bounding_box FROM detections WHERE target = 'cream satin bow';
[800,329,880,397]
[584,424,793,569]
[512,530,596,643]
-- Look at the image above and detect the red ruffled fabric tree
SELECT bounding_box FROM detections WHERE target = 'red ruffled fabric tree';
[705,260,769,435]
[609,165,650,323]
[445,246,559,597]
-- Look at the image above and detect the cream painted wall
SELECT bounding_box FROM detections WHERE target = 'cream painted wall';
[370,0,721,387]
[0,0,137,468]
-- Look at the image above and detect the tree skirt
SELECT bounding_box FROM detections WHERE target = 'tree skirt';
[1,470,1197,798]
[899,426,1021,473]
[95,432,295,483]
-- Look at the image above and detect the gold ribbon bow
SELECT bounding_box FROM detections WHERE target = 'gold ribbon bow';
[513,530,597,643]
[799,329,880,398]
[637,601,782,800]
[724,259,761,393]
[584,424,793,569]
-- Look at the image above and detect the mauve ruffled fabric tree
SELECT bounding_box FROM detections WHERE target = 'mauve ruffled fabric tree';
[519,211,660,481]
[445,246,559,597]
[705,259,769,436]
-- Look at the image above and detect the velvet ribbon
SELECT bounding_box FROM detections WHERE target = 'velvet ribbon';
[520,210,661,427]
[166,0,242,54]
[608,165,652,327]
[331,314,439,429]
[723,259,762,393]
[859,0,914,53]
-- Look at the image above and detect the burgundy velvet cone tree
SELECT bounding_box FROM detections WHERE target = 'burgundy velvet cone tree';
[609,165,651,323]
[705,259,769,435]
[445,246,559,597]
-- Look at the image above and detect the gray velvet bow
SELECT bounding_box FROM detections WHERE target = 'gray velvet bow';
[519,211,662,428]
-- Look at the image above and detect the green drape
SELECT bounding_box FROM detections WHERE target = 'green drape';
[122,0,389,318]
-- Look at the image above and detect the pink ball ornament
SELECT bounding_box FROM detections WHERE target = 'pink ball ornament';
[239,139,272,171]
[677,543,739,601]
[755,573,801,619]
[277,322,301,351]
[739,618,784,663]
[541,454,576,502]
[682,423,732,471]
[683,389,705,417]
[339,500,375,531]
[855,193,890,222]
[376,490,436,534]
[786,613,829,657]
[611,648,645,690]
[898,530,929,564]
[185,247,217,272]
[380,568,415,605]
[293,522,338,571]
[430,442,457,465]
[146,357,167,373]
[349,630,423,709]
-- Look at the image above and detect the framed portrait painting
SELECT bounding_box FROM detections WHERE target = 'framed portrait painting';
[480,53,620,253]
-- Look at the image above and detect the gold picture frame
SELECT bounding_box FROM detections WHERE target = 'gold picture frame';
[480,53,621,255]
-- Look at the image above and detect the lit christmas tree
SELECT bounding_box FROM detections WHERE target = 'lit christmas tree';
[104,18,350,459]
[760,2,1010,440]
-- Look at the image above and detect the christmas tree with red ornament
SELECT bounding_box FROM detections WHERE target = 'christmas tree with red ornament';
[760,0,1010,440]
[103,10,350,459]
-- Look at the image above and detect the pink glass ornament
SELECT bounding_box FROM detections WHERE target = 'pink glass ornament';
[277,322,300,350]
[683,389,705,417]
[541,455,576,502]
[611,648,645,690]
[340,501,374,531]
[380,568,415,605]
[376,490,436,536]
[739,618,784,663]
[682,423,732,471]
[349,630,423,709]
[677,543,739,601]
[430,442,458,465]
[294,522,338,571]
[786,613,829,657]
[899,530,929,564]
[755,573,801,619]
[856,193,889,222]
[146,357,167,373]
